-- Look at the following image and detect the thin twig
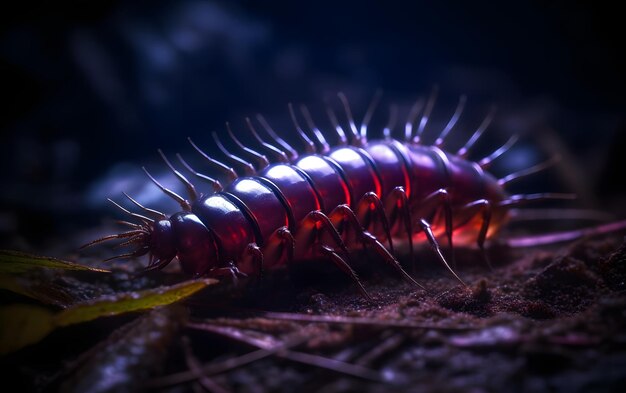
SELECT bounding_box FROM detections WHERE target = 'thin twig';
[355,333,405,366]
[260,312,479,331]
[187,322,386,383]
[147,347,276,388]
[181,336,231,393]
[146,325,307,388]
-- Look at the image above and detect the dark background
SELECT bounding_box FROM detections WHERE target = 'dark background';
[1,1,625,253]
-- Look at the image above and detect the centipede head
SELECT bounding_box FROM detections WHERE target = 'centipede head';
[81,217,176,271]
[83,199,220,276]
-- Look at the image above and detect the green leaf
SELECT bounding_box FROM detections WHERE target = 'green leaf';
[0,278,217,354]
[54,278,217,326]
[0,304,55,355]
[0,250,110,274]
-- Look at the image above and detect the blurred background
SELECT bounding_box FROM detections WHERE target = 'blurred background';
[1,0,624,254]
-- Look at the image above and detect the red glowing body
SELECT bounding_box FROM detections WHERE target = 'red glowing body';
[93,93,566,294]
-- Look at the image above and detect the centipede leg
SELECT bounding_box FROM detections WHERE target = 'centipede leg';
[458,199,493,270]
[355,192,394,255]
[296,211,370,299]
[415,189,455,266]
[238,243,264,279]
[318,245,372,301]
[383,187,414,271]
[208,262,247,286]
[296,211,352,261]
[329,204,368,251]
[417,218,466,286]
[329,204,423,289]
[261,226,295,271]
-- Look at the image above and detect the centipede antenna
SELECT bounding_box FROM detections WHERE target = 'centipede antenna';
[457,105,497,157]
[176,153,223,192]
[187,137,239,181]
[79,230,144,249]
[300,104,330,154]
[116,234,146,248]
[337,92,361,146]
[498,193,577,207]
[288,103,316,154]
[360,89,383,142]
[212,132,257,176]
[435,94,467,147]
[325,102,348,146]
[413,85,439,144]
[103,247,149,262]
[418,218,466,286]
[107,198,155,223]
[478,135,520,168]
[225,122,270,170]
[158,149,198,203]
[122,192,167,220]
[116,220,144,230]
[383,104,399,140]
[142,167,191,211]
[245,117,290,162]
[405,97,425,141]
[256,113,299,161]
[498,155,560,186]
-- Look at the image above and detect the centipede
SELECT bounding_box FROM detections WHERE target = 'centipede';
[83,90,599,298]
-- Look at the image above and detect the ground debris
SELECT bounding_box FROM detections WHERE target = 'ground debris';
[59,305,186,393]
[3,237,626,392]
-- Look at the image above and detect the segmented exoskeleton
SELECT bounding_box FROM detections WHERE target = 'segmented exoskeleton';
[85,90,573,298]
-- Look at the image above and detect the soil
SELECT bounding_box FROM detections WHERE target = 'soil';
[2,234,626,393]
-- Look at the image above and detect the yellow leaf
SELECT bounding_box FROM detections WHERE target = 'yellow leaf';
[55,278,217,327]
[0,278,217,355]
[0,250,110,274]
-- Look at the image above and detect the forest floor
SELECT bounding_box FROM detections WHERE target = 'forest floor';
[2,233,626,393]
